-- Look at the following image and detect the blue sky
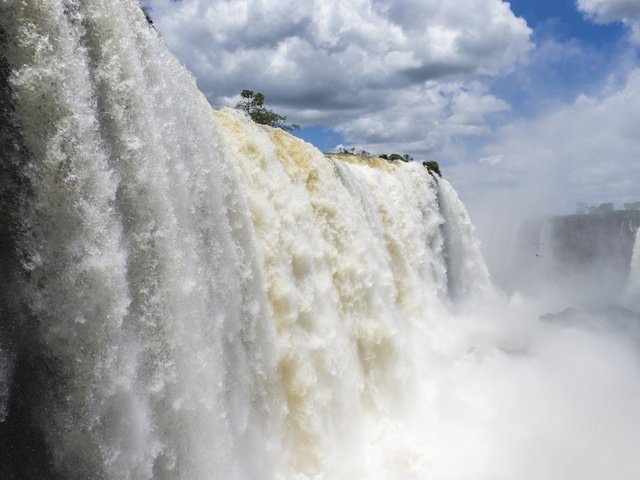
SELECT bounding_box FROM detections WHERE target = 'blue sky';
[147,0,640,216]
[496,0,632,110]
[510,0,624,43]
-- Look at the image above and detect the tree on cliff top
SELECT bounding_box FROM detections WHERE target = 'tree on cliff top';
[235,90,300,132]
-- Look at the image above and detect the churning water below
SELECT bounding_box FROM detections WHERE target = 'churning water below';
[1,1,640,479]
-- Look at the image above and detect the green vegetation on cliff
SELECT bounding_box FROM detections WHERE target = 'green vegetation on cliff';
[422,161,441,177]
[235,90,300,132]
[332,148,442,177]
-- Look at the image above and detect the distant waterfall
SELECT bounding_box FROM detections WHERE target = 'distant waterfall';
[509,211,640,305]
[625,228,640,307]
[0,1,492,478]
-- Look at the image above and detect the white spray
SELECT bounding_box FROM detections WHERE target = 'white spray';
[0,1,480,476]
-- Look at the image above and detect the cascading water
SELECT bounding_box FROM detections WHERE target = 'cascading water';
[509,210,640,306]
[625,228,640,307]
[1,1,274,477]
[436,177,491,302]
[3,1,640,479]
[0,1,482,477]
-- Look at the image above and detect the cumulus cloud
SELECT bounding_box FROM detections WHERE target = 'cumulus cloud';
[145,0,531,153]
[452,68,640,219]
[577,0,640,43]
[336,81,510,158]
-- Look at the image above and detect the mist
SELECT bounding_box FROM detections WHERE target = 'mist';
[431,187,640,479]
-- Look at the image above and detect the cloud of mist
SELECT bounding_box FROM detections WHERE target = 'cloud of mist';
[396,286,640,479]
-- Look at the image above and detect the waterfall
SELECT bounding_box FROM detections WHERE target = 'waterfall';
[436,177,491,301]
[625,228,640,307]
[0,1,489,478]
[1,1,273,478]
[6,1,640,479]
[509,211,640,305]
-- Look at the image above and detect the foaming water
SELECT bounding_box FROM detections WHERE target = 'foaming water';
[2,1,640,479]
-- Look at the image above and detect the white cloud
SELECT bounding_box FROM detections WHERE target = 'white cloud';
[335,81,510,157]
[577,0,640,43]
[145,0,531,153]
[479,154,503,166]
[452,68,640,217]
